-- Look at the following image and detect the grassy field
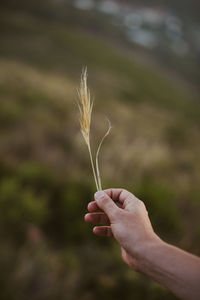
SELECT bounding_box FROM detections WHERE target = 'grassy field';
[0,1,200,299]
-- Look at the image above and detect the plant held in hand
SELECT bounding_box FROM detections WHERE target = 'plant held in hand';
[77,68,111,191]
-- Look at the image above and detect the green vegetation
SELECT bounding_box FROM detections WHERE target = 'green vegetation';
[0,1,199,299]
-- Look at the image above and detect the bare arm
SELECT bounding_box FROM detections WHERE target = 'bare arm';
[138,239,200,300]
[85,189,200,300]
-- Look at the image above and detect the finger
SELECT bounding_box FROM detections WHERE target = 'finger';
[93,226,113,237]
[104,188,124,201]
[104,188,136,205]
[88,200,122,212]
[94,191,120,221]
[87,201,102,212]
[84,213,110,225]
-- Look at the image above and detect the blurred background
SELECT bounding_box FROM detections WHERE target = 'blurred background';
[0,0,200,299]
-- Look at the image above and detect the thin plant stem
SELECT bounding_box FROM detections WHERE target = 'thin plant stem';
[87,141,99,191]
[95,118,112,191]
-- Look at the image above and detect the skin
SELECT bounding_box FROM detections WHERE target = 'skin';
[84,188,200,300]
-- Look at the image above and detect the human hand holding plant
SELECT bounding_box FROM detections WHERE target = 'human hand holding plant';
[85,188,159,271]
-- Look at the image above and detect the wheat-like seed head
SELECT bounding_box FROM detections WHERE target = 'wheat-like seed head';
[78,68,93,145]
[77,68,111,191]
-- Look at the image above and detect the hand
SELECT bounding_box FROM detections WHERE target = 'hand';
[84,188,160,271]
[85,189,200,299]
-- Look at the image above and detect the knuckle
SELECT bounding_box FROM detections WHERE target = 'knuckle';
[138,200,146,210]
[131,194,140,202]
[137,199,144,207]
[134,200,147,215]
[121,189,131,198]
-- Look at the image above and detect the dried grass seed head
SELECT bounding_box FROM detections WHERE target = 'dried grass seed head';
[78,68,93,144]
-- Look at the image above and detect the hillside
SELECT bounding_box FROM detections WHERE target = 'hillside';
[0,1,200,299]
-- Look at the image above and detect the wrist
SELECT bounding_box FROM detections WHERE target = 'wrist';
[135,234,164,273]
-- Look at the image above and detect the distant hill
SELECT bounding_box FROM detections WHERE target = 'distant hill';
[117,0,200,19]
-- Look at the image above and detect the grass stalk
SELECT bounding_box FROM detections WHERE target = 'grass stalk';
[77,67,111,191]
[95,118,111,190]
[87,140,99,191]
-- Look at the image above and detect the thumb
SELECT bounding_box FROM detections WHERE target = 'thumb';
[94,191,119,221]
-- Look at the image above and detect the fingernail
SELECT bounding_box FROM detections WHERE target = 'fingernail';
[95,191,105,200]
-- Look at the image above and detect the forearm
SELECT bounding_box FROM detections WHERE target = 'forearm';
[137,238,200,300]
